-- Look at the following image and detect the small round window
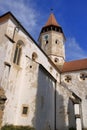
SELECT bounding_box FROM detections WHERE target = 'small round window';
[79,73,87,81]
[54,58,59,63]
[32,52,38,60]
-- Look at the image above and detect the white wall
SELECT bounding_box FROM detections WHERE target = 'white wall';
[35,66,56,130]
[0,17,60,129]
[61,70,87,129]
[0,15,78,130]
[0,21,9,86]
[56,83,71,130]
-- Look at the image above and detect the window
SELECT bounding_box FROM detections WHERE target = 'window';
[45,40,48,44]
[32,52,38,61]
[13,40,23,65]
[54,58,59,63]
[80,73,87,81]
[22,106,28,115]
[65,75,72,83]
[55,39,59,44]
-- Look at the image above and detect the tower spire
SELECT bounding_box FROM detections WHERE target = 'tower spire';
[44,13,60,27]
[38,13,65,70]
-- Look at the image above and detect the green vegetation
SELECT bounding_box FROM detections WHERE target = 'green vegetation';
[69,127,76,130]
[1,125,35,130]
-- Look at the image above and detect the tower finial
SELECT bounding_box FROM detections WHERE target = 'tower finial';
[50,8,53,13]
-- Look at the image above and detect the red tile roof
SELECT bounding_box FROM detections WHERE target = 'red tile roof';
[44,13,60,27]
[0,12,11,23]
[62,58,87,73]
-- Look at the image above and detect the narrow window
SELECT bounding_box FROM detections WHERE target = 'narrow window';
[13,41,23,65]
[22,106,28,115]
[46,40,48,44]
[55,39,59,44]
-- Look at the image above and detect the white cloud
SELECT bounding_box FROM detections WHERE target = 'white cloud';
[65,37,87,61]
[0,0,39,37]
[1,1,86,61]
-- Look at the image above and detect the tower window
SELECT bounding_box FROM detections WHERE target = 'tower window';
[55,40,59,44]
[13,40,23,65]
[44,35,48,40]
[54,58,59,63]
[53,26,55,31]
[51,26,53,30]
[46,40,48,44]
[55,27,57,31]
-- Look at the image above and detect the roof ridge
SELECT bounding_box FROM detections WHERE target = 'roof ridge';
[65,58,87,63]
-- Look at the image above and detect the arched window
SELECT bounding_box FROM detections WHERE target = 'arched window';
[55,39,59,44]
[13,40,23,65]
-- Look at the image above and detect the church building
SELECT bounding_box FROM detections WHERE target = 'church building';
[0,12,87,130]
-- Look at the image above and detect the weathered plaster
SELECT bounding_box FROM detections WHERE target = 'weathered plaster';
[0,13,86,130]
[61,70,87,128]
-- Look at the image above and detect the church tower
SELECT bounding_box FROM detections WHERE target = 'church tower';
[39,13,66,70]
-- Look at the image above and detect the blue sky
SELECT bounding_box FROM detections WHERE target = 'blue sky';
[0,0,87,61]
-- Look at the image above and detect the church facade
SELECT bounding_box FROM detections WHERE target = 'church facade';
[0,12,87,130]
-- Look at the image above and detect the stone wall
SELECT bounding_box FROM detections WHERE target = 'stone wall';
[61,70,87,129]
[0,88,6,128]
[1,18,60,127]
[39,31,65,69]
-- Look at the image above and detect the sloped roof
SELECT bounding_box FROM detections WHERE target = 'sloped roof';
[0,12,11,23]
[44,13,60,27]
[62,58,87,73]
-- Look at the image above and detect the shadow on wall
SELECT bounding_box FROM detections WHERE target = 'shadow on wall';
[0,87,7,128]
[68,99,76,130]
[56,84,68,130]
[61,81,76,130]
[32,65,68,130]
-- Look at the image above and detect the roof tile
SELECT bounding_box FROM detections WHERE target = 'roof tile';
[44,13,60,27]
[62,59,87,73]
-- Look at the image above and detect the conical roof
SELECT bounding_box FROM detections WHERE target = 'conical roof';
[44,13,60,27]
